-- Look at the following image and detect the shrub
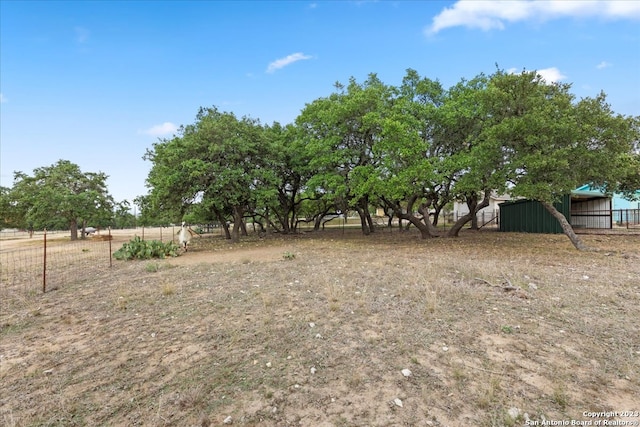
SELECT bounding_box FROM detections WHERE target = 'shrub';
[113,236,181,260]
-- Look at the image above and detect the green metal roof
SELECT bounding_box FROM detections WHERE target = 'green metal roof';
[571,187,607,198]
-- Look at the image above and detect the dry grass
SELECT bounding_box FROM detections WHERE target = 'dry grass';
[1,229,639,426]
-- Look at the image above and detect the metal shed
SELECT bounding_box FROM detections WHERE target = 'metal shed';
[499,189,612,233]
[499,196,570,234]
[569,189,613,229]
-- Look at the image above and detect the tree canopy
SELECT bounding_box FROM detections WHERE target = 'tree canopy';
[297,74,392,235]
[4,160,114,240]
[481,70,640,249]
[144,107,277,242]
[136,68,639,250]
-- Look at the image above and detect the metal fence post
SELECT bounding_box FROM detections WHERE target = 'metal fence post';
[109,227,112,267]
[42,228,47,293]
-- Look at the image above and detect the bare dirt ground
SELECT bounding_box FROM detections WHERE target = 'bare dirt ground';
[1,229,639,426]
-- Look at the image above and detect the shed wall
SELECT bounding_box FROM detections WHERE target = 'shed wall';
[571,198,611,229]
[499,196,570,234]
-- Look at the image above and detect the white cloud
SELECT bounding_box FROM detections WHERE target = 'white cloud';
[141,122,178,136]
[596,61,612,69]
[426,0,640,35]
[536,67,567,83]
[0,93,7,103]
[266,52,312,73]
[507,67,567,83]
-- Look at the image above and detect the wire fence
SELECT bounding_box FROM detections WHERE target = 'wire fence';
[0,225,217,298]
[0,229,114,296]
[452,210,500,228]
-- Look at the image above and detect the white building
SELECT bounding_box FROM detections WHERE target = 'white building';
[452,192,512,227]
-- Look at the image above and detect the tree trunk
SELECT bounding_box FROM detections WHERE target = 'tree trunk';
[289,193,298,233]
[251,216,265,233]
[467,196,480,230]
[274,209,287,233]
[357,210,369,235]
[432,205,442,226]
[396,210,433,238]
[448,211,475,237]
[70,218,79,241]
[231,206,243,243]
[383,196,435,238]
[431,197,448,227]
[540,200,592,251]
[365,209,375,234]
[448,192,489,237]
[468,194,479,230]
[355,198,375,235]
[417,204,440,236]
[213,207,231,240]
[355,206,371,235]
[221,221,231,240]
[313,206,334,231]
[280,212,290,234]
[265,207,270,237]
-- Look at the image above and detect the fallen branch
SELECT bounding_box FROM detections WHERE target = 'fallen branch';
[474,277,520,293]
[474,277,498,287]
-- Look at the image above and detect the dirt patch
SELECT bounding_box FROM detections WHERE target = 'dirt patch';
[1,230,639,426]
[169,245,293,266]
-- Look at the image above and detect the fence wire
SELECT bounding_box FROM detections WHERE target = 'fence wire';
[0,231,114,296]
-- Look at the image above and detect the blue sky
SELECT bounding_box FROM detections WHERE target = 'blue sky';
[2,0,639,206]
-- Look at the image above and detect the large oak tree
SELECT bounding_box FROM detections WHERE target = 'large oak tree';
[6,160,113,240]
[297,74,391,235]
[145,107,275,242]
[484,70,640,250]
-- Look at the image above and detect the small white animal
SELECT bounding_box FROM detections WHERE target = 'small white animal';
[177,222,196,252]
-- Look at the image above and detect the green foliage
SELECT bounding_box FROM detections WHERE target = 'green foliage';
[501,325,513,334]
[113,236,180,260]
[5,160,114,238]
[112,200,137,229]
[144,107,279,241]
[484,71,639,204]
[296,74,393,234]
[261,122,314,233]
[140,69,638,248]
[0,186,13,230]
